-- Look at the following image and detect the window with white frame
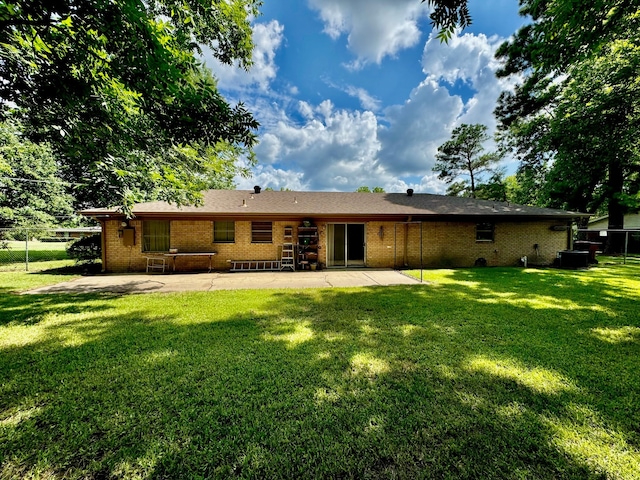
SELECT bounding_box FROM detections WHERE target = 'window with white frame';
[251,221,272,243]
[143,220,170,251]
[213,221,235,243]
[476,223,495,242]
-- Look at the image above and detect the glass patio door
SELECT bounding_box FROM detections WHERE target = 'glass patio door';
[327,223,365,267]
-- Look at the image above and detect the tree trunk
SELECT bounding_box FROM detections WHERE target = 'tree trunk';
[606,156,625,253]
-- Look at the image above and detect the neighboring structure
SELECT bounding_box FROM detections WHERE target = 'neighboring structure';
[52,227,102,239]
[585,212,640,254]
[81,189,588,273]
[588,212,640,230]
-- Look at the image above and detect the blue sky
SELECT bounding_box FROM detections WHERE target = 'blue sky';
[205,0,526,193]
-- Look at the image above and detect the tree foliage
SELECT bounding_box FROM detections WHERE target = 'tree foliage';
[422,0,472,42]
[0,0,260,213]
[474,172,508,202]
[433,124,503,198]
[356,186,385,193]
[495,0,640,237]
[0,121,75,228]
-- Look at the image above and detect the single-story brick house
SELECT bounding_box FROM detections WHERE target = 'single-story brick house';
[81,188,588,273]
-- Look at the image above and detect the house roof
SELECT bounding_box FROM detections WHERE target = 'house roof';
[81,190,588,220]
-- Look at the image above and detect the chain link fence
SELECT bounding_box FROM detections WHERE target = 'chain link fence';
[0,227,101,272]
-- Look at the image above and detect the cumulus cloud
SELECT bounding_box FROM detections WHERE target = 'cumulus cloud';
[378,77,463,176]
[308,0,427,66]
[238,32,514,193]
[421,32,513,129]
[236,165,307,191]
[205,20,284,90]
[246,101,390,191]
[376,32,511,178]
[422,32,502,85]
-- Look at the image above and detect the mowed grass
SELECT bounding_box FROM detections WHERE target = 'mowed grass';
[0,240,72,273]
[1,262,639,479]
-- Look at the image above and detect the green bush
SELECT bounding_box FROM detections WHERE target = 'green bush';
[66,234,101,263]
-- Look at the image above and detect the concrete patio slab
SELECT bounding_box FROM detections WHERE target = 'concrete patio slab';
[24,269,421,294]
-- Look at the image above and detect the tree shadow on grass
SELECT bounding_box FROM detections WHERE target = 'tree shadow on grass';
[0,276,638,478]
[0,291,118,327]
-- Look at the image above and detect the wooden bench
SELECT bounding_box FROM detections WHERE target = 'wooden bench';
[229,260,281,272]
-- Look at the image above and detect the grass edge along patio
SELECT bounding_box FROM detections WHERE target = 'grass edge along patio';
[81,188,588,273]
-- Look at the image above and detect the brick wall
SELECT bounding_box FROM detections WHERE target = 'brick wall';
[391,220,567,268]
[102,218,569,272]
[104,219,298,272]
[362,220,566,268]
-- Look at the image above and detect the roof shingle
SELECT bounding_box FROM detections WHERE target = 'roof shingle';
[81,190,587,219]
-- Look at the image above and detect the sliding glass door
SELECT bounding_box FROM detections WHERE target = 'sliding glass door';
[327,223,365,267]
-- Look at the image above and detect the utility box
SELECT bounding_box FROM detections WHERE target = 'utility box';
[558,250,589,269]
[122,227,135,246]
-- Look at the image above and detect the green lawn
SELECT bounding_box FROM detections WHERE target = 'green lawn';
[1,262,639,479]
[0,240,71,272]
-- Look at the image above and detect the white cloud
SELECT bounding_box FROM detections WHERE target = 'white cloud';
[298,101,315,120]
[254,133,281,164]
[240,31,515,193]
[375,32,512,180]
[316,99,334,121]
[308,0,427,66]
[248,101,389,191]
[421,32,512,130]
[341,85,381,111]
[236,165,307,191]
[422,32,502,85]
[323,78,381,111]
[205,20,284,90]
[377,77,463,176]
[416,172,448,194]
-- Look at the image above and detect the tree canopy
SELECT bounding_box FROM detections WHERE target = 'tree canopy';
[495,0,640,239]
[0,0,260,213]
[433,124,503,198]
[0,0,478,217]
[0,121,75,228]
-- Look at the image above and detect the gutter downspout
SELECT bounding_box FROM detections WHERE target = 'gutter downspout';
[100,219,107,272]
[404,216,412,267]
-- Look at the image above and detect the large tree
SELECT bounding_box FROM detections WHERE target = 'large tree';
[0,121,75,229]
[0,0,260,212]
[0,1,474,214]
[495,0,640,246]
[433,124,503,198]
